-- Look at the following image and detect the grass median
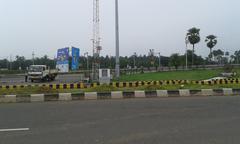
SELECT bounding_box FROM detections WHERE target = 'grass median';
[119,68,240,81]
[0,83,240,95]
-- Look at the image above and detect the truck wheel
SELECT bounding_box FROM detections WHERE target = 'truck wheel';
[46,76,50,82]
[51,77,55,81]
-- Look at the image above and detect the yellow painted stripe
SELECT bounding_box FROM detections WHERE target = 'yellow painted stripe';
[52,84,57,89]
[80,83,85,89]
[112,82,117,87]
[59,84,64,89]
[119,82,123,88]
[66,84,71,89]
[132,82,136,87]
[126,82,129,87]
[73,84,78,89]
[144,81,148,86]
[92,83,97,88]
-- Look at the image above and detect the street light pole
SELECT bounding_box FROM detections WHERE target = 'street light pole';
[10,55,12,70]
[185,35,189,70]
[115,0,120,80]
[84,52,89,78]
[158,52,161,71]
[32,51,35,65]
[133,52,136,69]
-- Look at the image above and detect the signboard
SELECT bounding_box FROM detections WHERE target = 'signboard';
[99,69,111,84]
[56,48,69,73]
[71,47,80,70]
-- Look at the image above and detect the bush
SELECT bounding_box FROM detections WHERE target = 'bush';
[223,64,234,73]
[87,84,118,92]
[37,86,58,93]
[142,85,162,91]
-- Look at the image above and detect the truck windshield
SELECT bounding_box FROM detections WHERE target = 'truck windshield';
[29,66,43,72]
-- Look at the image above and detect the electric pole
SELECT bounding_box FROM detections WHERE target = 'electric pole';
[10,55,12,70]
[158,52,161,71]
[185,35,189,70]
[84,52,89,78]
[115,0,120,80]
[32,51,35,65]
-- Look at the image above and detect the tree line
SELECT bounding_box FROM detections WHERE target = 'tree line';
[0,50,239,71]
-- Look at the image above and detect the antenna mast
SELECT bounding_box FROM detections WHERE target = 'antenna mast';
[92,0,102,81]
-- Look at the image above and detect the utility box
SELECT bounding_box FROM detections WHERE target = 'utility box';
[99,69,111,84]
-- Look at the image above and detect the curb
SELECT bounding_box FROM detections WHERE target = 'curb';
[0,88,239,103]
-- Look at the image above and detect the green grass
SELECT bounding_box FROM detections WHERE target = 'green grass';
[119,69,228,82]
[0,87,60,95]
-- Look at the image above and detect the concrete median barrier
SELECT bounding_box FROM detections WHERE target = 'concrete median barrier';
[179,89,190,97]
[1,88,240,104]
[3,95,17,103]
[168,90,180,97]
[201,89,214,96]
[213,89,224,96]
[223,88,233,96]
[233,89,240,95]
[157,90,168,97]
[145,91,157,98]
[134,91,146,98]
[59,93,72,101]
[111,91,123,99]
[190,90,202,96]
[85,92,97,100]
[31,94,44,102]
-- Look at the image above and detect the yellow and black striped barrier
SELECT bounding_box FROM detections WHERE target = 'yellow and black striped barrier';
[0,79,240,90]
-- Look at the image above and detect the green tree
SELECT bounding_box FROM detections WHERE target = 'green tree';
[212,49,224,64]
[233,50,240,64]
[225,51,230,56]
[186,27,201,66]
[169,53,181,69]
[205,35,217,60]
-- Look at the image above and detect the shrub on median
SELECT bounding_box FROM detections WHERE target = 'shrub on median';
[86,84,118,92]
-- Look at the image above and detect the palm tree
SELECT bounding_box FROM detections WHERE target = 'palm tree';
[186,27,201,66]
[205,35,217,60]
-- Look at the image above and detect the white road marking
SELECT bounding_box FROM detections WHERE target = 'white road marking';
[0,128,29,132]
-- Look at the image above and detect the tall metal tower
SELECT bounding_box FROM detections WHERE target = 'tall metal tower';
[92,0,102,82]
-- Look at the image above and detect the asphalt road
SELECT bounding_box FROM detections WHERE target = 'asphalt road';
[1,96,240,144]
[0,74,84,85]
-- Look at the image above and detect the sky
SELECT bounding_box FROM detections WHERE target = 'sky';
[0,0,240,59]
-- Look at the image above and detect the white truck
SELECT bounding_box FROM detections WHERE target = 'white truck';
[28,65,58,82]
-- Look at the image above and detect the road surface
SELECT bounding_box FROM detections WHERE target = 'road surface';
[0,74,84,85]
[1,96,240,144]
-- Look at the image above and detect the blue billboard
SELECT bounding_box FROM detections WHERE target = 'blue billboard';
[57,48,69,65]
[71,47,80,70]
[56,48,69,73]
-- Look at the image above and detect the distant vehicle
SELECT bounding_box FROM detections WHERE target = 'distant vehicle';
[28,65,58,82]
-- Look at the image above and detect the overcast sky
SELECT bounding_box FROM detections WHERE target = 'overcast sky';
[0,0,239,59]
